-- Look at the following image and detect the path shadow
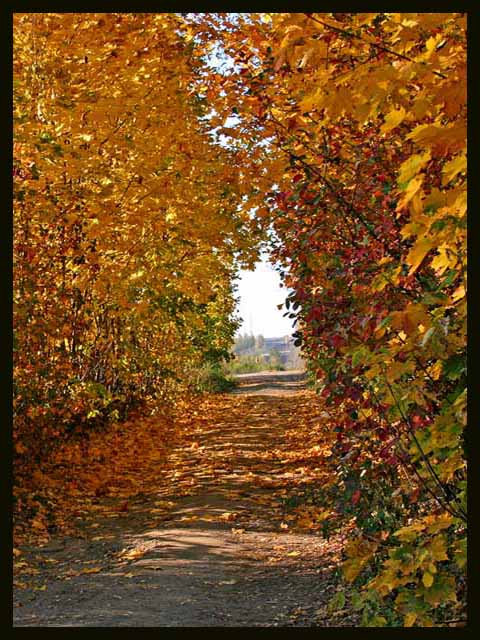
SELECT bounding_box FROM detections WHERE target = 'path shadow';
[13,379,346,628]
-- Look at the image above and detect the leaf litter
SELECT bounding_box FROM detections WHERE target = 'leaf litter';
[14,380,357,626]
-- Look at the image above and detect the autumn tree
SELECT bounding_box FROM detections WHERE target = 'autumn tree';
[187,12,467,626]
[13,12,467,626]
[13,12,259,466]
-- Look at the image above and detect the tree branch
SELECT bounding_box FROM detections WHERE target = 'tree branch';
[304,14,448,80]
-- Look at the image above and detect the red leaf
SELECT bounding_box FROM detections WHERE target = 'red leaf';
[351,489,361,505]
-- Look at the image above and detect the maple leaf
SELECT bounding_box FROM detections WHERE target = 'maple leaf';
[380,107,407,134]
[441,152,466,186]
[397,151,431,185]
[406,236,435,276]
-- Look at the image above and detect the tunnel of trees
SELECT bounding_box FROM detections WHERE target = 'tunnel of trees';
[14,13,466,626]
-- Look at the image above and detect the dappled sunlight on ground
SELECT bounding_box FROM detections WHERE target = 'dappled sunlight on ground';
[14,374,355,626]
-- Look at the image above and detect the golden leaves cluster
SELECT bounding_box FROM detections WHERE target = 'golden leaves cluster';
[186,12,466,626]
[13,14,258,465]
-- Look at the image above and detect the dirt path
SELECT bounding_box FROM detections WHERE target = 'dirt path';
[231,369,308,395]
[13,372,353,627]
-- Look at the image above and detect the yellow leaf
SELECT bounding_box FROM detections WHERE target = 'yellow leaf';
[422,571,434,588]
[406,236,434,276]
[426,35,440,55]
[429,535,448,562]
[394,521,428,541]
[386,360,415,382]
[412,98,431,119]
[299,89,322,113]
[423,188,447,211]
[442,153,467,186]
[451,189,467,217]
[219,511,238,521]
[343,538,378,581]
[404,612,417,627]
[298,47,316,69]
[368,569,402,595]
[364,363,380,379]
[397,175,423,211]
[80,567,102,574]
[406,123,441,146]
[397,151,431,185]
[400,221,424,239]
[409,193,423,217]
[380,106,406,134]
[428,361,443,381]
[430,245,454,276]
[343,558,363,582]
[452,284,466,302]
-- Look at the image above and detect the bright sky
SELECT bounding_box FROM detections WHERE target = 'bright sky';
[203,38,294,339]
[235,256,295,338]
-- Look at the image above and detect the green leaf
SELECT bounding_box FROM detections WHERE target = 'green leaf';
[422,575,457,606]
[442,355,466,380]
[452,537,467,569]
[352,346,370,367]
[351,590,365,611]
[328,590,346,612]
[377,315,392,330]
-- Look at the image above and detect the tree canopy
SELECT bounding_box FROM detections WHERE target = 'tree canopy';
[14,12,466,627]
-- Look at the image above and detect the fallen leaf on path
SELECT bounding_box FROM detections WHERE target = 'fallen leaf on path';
[80,567,102,574]
[121,548,146,560]
[220,512,238,521]
[14,581,27,589]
